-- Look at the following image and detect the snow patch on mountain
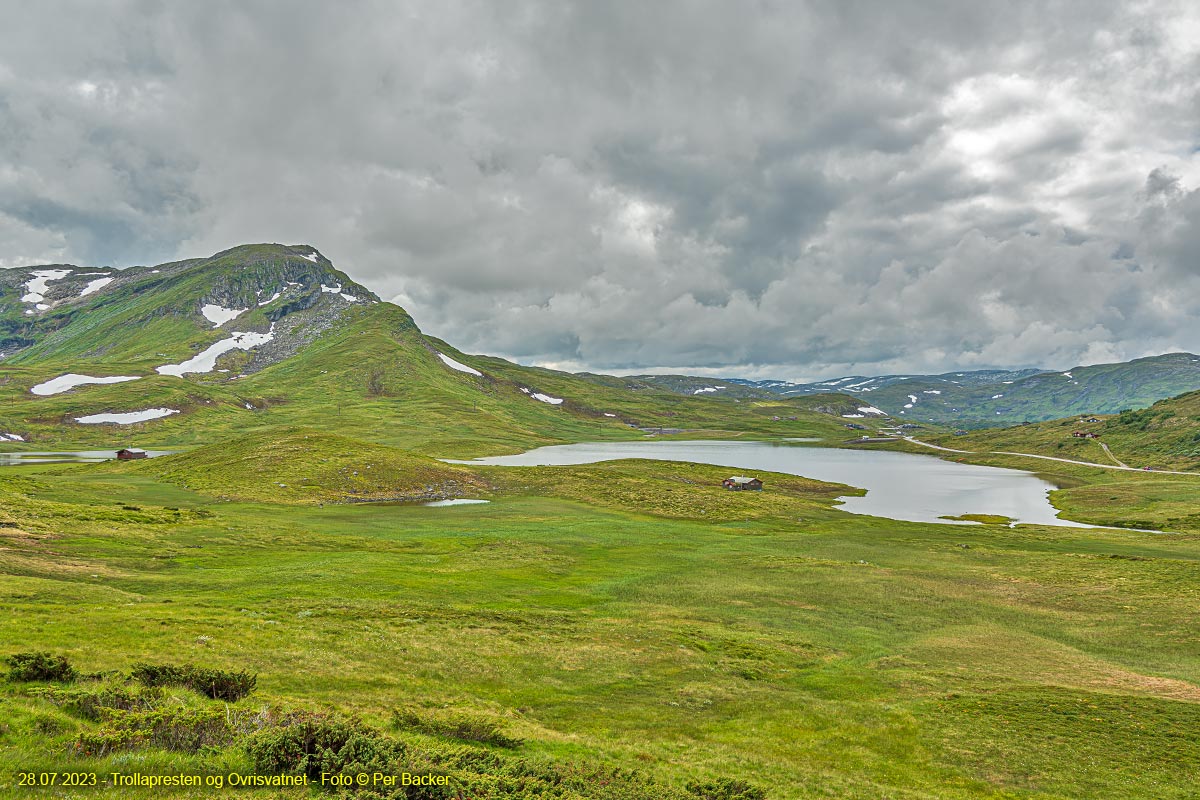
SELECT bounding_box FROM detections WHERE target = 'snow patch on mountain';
[530,392,563,405]
[2,433,24,441]
[156,328,275,377]
[300,252,319,263]
[79,277,114,297]
[438,352,483,376]
[21,269,72,306]
[858,406,886,415]
[201,304,247,327]
[75,408,179,424]
[31,374,140,396]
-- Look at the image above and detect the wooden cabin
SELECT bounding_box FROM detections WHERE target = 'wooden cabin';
[722,476,763,491]
[116,448,148,460]
[1071,431,1100,439]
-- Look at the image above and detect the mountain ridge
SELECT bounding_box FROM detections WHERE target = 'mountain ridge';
[615,354,1200,427]
[0,244,856,454]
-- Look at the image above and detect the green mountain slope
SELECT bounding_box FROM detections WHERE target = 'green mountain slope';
[2,244,376,368]
[0,244,858,455]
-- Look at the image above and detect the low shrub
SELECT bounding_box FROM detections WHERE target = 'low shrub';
[29,684,162,721]
[244,711,403,781]
[687,778,768,800]
[6,652,77,682]
[132,662,256,701]
[393,706,522,748]
[74,707,236,757]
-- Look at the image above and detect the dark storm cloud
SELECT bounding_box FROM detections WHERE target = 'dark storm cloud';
[1,0,1199,377]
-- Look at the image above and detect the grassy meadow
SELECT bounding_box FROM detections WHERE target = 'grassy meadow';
[1,434,1198,799]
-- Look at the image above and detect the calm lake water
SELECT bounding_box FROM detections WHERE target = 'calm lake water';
[452,440,1091,528]
[0,450,173,466]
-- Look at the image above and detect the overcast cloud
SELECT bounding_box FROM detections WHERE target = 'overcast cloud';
[1,1,1198,379]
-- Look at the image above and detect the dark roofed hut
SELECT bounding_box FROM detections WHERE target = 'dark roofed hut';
[116,448,148,460]
[722,476,763,491]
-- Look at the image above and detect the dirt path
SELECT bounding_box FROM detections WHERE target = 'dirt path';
[991,451,1200,475]
[902,437,973,454]
[1099,441,1128,467]
[901,436,1200,476]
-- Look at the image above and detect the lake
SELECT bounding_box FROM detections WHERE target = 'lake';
[451,440,1091,528]
[0,450,174,466]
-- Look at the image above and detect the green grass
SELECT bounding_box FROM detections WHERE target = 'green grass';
[127,427,489,504]
[2,431,1199,798]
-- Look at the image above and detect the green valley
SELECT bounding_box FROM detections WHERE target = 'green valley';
[1,246,1198,799]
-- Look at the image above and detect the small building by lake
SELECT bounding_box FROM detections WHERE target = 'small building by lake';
[722,476,763,491]
[116,448,148,460]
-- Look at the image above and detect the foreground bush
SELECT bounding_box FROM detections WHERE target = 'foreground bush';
[132,662,256,701]
[5,652,77,682]
[14,655,767,799]
[244,711,420,785]
[392,705,522,748]
[74,707,238,758]
[30,684,162,721]
[687,778,769,800]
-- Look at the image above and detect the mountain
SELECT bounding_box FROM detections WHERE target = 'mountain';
[0,244,857,454]
[620,357,1200,428]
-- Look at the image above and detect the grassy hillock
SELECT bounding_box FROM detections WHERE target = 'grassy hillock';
[482,458,860,522]
[129,428,489,505]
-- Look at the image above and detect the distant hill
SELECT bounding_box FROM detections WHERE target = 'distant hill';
[620,355,1200,427]
[942,387,1200,472]
[0,244,859,454]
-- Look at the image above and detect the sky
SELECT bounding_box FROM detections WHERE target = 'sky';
[1,1,1198,381]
